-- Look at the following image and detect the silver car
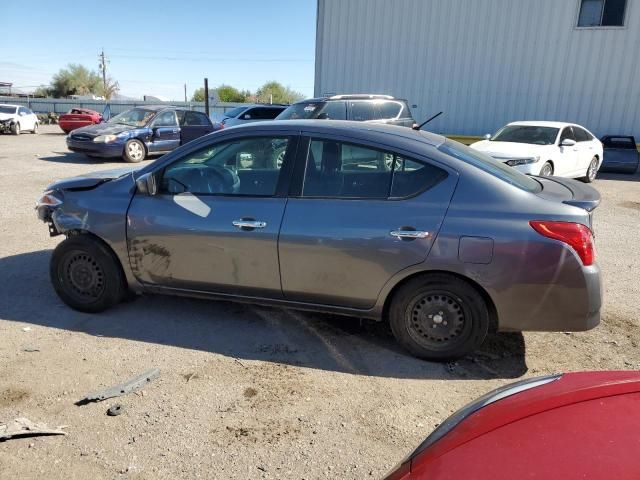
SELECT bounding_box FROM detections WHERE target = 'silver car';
[36,121,602,361]
[219,104,287,128]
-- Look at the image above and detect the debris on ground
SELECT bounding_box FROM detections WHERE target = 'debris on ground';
[21,327,32,332]
[22,346,40,352]
[76,368,160,405]
[0,418,66,441]
[107,404,125,417]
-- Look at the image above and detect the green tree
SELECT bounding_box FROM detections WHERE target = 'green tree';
[255,81,304,104]
[191,87,205,102]
[50,64,103,98]
[216,84,246,102]
[33,85,52,97]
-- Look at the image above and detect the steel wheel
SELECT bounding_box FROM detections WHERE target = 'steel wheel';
[61,250,106,304]
[406,292,469,350]
[389,274,489,361]
[50,235,126,312]
[539,162,553,176]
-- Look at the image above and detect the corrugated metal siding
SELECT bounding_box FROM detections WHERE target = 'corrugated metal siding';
[315,0,640,138]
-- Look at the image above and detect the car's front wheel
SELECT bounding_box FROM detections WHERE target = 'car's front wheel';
[11,123,20,135]
[123,139,146,163]
[582,157,598,183]
[539,161,553,176]
[389,274,489,361]
[32,122,38,134]
[50,235,125,313]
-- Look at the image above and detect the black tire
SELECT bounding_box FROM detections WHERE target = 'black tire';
[581,157,598,183]
[50,235,125,313]
[11,123,20,135]
[123,139,146,163]
[539,161,553,176]
[389,273,489,361]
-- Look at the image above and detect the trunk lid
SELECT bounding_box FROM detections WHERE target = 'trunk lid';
[536,176,601,212]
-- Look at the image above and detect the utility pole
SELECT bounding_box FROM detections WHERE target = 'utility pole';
[184,83,187,103]
[204,78,209,117]
[98,48,108,97]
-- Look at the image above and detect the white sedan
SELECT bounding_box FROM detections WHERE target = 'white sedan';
[0,104,39,135]
[470,121,603,182]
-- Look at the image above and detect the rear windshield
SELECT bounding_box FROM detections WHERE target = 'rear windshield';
[439,140,542,193]
[491,125,559,145]
[223,106,248,118]
[0,106,16,114]
[277,102,330,120]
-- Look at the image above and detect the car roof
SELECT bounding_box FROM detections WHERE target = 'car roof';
[226,119,445,147]
[507,121,580,128]
[0,104,20,108]
[295,95,408,104]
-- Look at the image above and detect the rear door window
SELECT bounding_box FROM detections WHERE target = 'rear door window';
[378,101,402,119]
[319,101,346,120]
[301,139,447,199]
[349,102,377,121]
[184,111,210,126]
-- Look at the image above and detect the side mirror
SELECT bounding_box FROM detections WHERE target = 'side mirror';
[560,138,576,147]
[484,133,491,140]
[136,172,158,196]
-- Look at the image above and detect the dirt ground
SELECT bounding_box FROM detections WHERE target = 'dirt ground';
[0,125,639,479]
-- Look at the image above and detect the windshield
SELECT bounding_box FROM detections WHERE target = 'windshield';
[277,102,329,120]
[439,140,542,193]
[491,125,559,145]
[0,106,17,114]
[223,106,248,118]
[108,108,155,127]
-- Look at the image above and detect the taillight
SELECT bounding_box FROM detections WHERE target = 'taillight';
[530,221,595,266]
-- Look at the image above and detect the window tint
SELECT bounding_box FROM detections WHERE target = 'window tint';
[184,111,210,126]
[161,137,289,196]
[603,136,637,149]
[379,101,402,119]
[349,102,376,121]
[559,127,576,143]
[319,101,346,120]
[176,110,186,125]
[152,111,178,127]
[573,127,592,142]
[224,106,248,118]
[391,158,448,198]
[303,140,393,198]
[578,0,626,26]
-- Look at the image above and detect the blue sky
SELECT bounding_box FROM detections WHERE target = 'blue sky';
[0,0,316,100]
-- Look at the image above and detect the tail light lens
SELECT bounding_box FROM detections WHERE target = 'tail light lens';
[530,221,595,266]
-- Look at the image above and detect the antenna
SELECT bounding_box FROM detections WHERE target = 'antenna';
[412,111,443,131]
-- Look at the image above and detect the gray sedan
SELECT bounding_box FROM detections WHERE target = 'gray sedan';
[36,121,602,361]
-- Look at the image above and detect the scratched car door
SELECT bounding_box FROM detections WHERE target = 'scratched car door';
[126,133,297,297]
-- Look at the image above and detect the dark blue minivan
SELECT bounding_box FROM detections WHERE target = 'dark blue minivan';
[66,105,215,162]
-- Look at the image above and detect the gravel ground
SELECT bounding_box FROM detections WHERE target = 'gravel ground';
[0,126,639,479]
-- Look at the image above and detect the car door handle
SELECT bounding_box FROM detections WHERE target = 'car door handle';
[233,219,267,230]
[390,230,430,239]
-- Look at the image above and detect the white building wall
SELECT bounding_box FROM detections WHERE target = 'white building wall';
[315,0,640,138]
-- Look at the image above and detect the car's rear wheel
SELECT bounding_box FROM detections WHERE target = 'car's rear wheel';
[32,122,38,134]
[582,157,598,183]
[11,123,20,135]
[389,274,489,361]
[539,162,553,176]
[50,235,125,313]
[123,139,146,163]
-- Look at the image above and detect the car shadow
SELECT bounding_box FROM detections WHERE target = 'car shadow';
[0,250,528,381]
[38,152,106,164]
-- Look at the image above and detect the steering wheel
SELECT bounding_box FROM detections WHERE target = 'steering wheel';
[185,166,239,194]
